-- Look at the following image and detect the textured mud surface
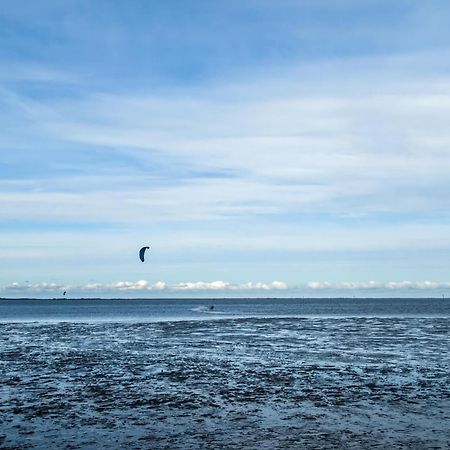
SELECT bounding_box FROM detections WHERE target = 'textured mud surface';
[1,317,449,449]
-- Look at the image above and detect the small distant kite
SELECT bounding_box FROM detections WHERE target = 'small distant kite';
[139,246,150,262]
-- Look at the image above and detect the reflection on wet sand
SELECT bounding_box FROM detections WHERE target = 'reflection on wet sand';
[1,317,449,449]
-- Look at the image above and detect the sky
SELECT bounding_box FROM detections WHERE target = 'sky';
[1,0,450,298]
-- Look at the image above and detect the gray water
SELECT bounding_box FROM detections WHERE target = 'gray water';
[1,297,449,322]
[0,298,449,449]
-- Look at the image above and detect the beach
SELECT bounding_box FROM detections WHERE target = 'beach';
[1,299,449,449]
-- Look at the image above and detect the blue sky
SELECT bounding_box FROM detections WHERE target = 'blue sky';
[1,0,450,297]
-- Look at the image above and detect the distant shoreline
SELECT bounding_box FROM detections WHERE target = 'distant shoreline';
[1,297,448,301]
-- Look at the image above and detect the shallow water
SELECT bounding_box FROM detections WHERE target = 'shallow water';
[1,297,449,322]
[0,300,449,449]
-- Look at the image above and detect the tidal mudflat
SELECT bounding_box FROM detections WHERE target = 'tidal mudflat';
[1,314,449,449]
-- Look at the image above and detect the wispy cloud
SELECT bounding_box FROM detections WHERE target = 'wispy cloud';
[1,2,450,289]
[4,58,450,225]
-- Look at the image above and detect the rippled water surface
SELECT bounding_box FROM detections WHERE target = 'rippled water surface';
[0,299,449,449]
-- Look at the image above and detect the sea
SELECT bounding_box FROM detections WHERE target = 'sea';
[0,298,449,449]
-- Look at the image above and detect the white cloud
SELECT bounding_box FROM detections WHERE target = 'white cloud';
[152,281,167,290]
[172,281,230,291]
[269,281,287,290]
[83,280,166,292]
[115,280,149,290]
[0,279,288,294]
[149,280,287,292]
[307,281,332,289]
[306,280,450,291]
[3,280,450,297]
[3,282,69,292]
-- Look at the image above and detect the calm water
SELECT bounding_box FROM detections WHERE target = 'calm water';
[0,297,449,322]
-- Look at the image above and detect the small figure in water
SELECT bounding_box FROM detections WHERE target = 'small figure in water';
[209,305,214,310]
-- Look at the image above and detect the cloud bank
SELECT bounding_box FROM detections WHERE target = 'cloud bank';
[2,280,450,298]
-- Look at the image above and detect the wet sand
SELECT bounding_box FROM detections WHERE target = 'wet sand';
[1,317,449,449]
